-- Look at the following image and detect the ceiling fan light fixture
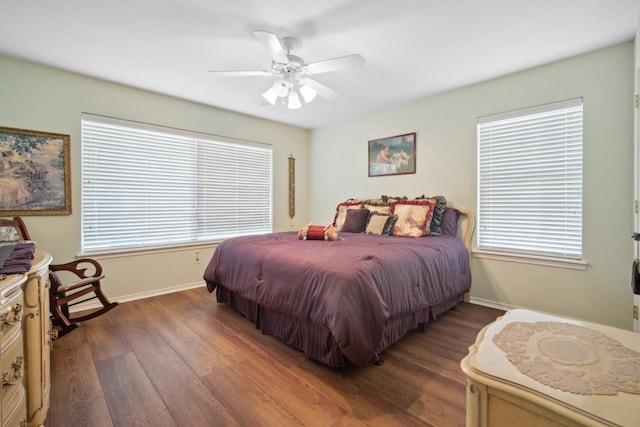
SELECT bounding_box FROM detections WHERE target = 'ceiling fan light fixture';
[262,87,278,105]
[209,30,365,111]
[272,80,290,97]
[288,91,302,110]
[299,84,317,104]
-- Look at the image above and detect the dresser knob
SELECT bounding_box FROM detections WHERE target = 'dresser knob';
[2,355,23,386]
[0,303,22,329]
[0,301,11,318]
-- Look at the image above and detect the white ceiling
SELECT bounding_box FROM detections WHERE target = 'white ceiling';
[1,1,639,129]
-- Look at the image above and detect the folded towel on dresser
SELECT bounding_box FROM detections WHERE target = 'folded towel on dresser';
[0,242,17,268]
[0,240,35,274]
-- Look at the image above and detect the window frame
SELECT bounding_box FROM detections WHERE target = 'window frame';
[80,113,273,255]
[475,98,586,269]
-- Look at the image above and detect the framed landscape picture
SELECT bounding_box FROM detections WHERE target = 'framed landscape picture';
[0,126,71,215]
[368,132,416,177]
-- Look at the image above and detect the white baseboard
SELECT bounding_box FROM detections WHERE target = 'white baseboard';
[68,281,206,313]
[468,296,518,312]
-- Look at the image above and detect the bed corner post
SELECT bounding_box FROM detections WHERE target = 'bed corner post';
[455,207,474,305]
[455,207,475,257]
[449,206,476,260]
[463,292,471,303]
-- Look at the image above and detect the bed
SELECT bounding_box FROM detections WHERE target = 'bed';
[203,196,473,367]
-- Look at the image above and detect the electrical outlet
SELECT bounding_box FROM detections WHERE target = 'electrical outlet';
[194,251,201,264]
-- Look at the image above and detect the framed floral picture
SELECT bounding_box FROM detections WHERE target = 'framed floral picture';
[368,132,416,177]
[0,126,71,215]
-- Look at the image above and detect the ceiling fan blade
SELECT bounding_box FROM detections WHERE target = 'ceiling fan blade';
[207,70,272,77]
[305,54,364,75]
[300,78,339,100]
[252,30,289,64]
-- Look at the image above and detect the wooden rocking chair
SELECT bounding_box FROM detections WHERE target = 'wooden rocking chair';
[0,217,118,338]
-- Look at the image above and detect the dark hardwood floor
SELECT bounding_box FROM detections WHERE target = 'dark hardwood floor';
[47,287,504,427]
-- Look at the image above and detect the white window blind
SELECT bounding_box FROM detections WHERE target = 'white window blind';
[81,114,272,253]
[477,98,583,260]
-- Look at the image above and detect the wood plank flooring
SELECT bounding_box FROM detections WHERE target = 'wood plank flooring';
[47,287,504,427]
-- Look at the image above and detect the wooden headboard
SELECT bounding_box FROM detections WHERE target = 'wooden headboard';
[448,206,474,303]
[451,206,475,257]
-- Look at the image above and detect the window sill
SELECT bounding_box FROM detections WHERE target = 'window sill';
[472,250,588,271]
[79,241,220,259]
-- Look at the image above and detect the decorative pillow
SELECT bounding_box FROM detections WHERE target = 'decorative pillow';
[440,208,460,236]
[383,215,399,236]
[365,213,398,236]
[363,203,391,215]
[332,200,363,231]
[341,208,370,233]
[390,199,436,237]
[362,196,398,215]
[307,225,326,240]
[365,212,389,235]
[423,195,447,235]
[298,224,339,241]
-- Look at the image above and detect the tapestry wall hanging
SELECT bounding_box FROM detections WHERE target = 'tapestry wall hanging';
[0,126,71,215]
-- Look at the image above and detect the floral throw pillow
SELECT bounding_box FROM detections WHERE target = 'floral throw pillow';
[415,195,447,235]
[390,199,436,237]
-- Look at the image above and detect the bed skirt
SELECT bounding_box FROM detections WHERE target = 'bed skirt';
[215,284,463,367]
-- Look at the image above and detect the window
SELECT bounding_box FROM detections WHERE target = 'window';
[81,114,272,253]
[477,98,583,261]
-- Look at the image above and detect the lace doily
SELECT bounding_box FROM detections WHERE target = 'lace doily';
[493,321,640,395]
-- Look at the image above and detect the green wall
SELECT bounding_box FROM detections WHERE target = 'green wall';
[1,42,635,329]
[309,42,635,329]
[0,55,310,301]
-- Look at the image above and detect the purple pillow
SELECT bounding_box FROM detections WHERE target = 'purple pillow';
[441,208,459,236]
[341,209,370,233]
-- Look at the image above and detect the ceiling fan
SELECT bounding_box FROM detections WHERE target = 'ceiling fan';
[208,30,365,109]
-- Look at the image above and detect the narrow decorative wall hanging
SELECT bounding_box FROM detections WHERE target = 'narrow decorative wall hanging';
[288,154,295,219]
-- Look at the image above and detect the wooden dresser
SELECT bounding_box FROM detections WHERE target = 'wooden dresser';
[0,272,28,426]
[461,309,640,427]
[0,249,51,427]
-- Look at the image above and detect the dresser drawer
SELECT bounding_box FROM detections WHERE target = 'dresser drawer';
[0,283,23,347]
[1,328,24,419]
[3,388,26,427]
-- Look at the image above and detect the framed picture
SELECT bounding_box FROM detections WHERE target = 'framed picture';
[368,132,416,177]
[0,126,71,215]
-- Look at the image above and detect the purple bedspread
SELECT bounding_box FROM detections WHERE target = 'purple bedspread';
[203,232,470,366]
